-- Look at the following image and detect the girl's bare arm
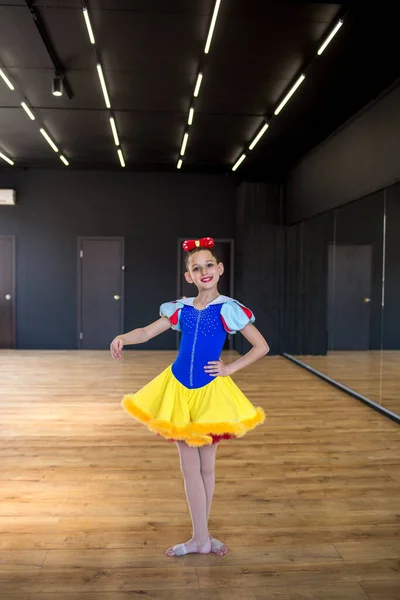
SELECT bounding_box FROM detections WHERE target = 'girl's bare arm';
[110,317,172,359]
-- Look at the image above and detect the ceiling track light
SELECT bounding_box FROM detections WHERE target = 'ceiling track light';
[117,148,125,167]
[0,151,14,166]
[52,73,63,97]
[0,68,14,90]
[21,101,35,120]
[232,153,246,171]
[188,107,195,126]
[180,132,189,156]
[83,7,96,44]
[96,64,111,108]
[40,128,59,153]
[194,73,203,98]
[59,155,69,166]
[204,0,222,54]
[274,74,305,116]
[109,117,120,146]
[317,19,343,56]
[177,159,182,169]
[249,122,269,150]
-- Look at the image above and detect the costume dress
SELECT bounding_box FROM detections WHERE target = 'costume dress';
[121,295,266,447]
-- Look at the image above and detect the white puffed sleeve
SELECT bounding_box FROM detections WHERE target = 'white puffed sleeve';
[159,300,184,331]
[220,300,255,334]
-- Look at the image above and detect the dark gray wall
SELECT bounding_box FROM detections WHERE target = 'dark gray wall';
[234,182,283,356]
[0,169,235,349]
[285,81,400,224]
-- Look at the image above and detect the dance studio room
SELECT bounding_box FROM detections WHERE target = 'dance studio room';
[0,1,399,599]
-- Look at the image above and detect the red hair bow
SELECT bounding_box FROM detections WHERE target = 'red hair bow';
[182,237,215,252]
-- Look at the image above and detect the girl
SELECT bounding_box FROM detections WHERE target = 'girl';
[110,237,269,557]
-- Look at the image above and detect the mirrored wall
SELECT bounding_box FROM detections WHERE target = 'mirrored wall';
[284,182,400,421]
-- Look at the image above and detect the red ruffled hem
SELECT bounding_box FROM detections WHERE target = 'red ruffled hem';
[157,432,236,444]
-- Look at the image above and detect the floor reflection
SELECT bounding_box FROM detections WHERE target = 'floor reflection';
[292,351,400,417]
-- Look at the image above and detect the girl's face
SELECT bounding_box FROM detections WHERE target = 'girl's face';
[185,250,224,291]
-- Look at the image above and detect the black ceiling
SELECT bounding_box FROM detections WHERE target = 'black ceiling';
[0,1,399,178]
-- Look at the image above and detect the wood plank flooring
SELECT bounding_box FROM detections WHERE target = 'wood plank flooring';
[0,350,399,599]
[293,351,400,417]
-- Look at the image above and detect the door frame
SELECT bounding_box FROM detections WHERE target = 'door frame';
[176,237,235,350]
[77,236,125,349]
[0,235,16,348]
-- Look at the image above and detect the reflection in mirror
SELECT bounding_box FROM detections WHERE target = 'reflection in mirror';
[284,183,400,423]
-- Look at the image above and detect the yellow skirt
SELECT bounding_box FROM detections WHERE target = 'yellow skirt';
[121,365,266,447]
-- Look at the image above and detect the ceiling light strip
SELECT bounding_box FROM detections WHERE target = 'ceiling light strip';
[59,155,69,166]
[232,14,345,171]
[180,132,189,156]
[21,101,35,120]
[204,0,222,54]
[232,154,246,171]
[0,68,14,90]
[178,0,222,169]
[83,7,96,45]
[96,64,111,108]
[110,117,120,146]
[0,151,14,166]
[317,19,343,56]
[0,66,69,166]
[83,4,124,166]
[40,128,59,153]
[249,123,269,150]
[274,74,305,116]
[117,148,125,167]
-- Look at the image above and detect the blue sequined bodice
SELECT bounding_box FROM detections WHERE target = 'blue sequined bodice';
[172,304,227,389]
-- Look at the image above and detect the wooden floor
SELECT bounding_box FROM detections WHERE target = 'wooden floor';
[293,351,400,417]
[0,349,400,600]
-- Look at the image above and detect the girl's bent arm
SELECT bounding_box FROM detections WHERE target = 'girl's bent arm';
[226,323,269,375]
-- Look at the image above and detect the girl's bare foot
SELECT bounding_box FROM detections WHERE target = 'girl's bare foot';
[210,535,228,556]
[165,536,212,557]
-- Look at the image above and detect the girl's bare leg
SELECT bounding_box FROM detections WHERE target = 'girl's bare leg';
[165,441,211,556]
[199,443,228,556]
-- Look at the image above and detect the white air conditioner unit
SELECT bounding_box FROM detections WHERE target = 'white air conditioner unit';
[0,189,16,205]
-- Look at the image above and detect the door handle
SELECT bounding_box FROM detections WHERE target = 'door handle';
[363,297,371,303]
[113,295,120,300]
[5,294,11,300]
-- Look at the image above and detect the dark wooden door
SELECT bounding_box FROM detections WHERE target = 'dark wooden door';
[0,236,15,348]
[328,244,372,350]
[78,238,124,349]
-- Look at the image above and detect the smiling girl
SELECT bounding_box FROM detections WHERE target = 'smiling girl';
[110,236,269,557]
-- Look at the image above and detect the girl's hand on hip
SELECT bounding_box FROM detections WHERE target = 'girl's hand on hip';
[110,336,124,359]
[204,359,231,377]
